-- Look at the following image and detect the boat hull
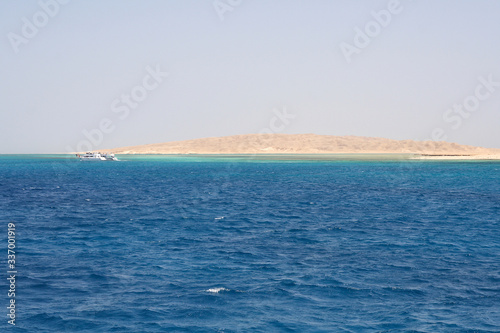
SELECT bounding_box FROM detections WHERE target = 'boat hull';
[77,152,109,161]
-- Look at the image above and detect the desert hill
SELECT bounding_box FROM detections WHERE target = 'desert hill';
[100,134,500,158]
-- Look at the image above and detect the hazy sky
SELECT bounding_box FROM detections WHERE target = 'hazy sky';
[2,0,499,153]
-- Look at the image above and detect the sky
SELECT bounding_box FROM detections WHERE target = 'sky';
[1,0,499,153]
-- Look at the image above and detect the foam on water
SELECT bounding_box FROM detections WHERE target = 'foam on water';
[205,287,230,293]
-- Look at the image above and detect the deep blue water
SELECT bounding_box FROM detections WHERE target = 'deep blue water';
[1,155,499,332]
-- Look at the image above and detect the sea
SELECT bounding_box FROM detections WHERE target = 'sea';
[0,154,499,332]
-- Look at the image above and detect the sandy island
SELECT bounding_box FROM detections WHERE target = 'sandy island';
[98,134,500,160]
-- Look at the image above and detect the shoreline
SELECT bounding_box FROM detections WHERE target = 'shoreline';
[2,153,500,161]
[63,152,500,161]
[411,154,500,160]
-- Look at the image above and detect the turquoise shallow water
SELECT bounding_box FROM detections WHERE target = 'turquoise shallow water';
[1,155,499,332]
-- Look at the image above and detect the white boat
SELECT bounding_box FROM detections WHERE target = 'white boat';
[77,152,106,161]
[103,153,118,161]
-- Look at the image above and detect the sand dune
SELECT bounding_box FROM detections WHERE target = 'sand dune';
[98,134,500,159]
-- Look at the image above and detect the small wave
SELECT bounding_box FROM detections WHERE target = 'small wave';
[205,287,229,293]
[382,286,425,295]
